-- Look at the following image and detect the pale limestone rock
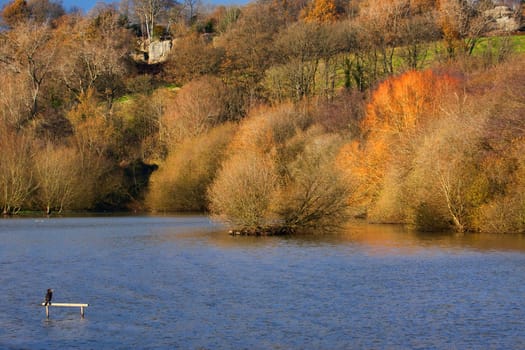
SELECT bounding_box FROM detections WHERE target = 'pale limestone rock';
[148,40,173,64]
[484,6,521,32]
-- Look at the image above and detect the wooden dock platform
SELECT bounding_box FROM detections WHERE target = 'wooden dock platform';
[41,302,89,318]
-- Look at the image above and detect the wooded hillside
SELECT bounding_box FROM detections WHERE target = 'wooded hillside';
[1,0,524,233]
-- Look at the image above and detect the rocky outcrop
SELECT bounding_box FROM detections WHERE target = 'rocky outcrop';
[132,39,173,64]
[148,40,173,64]
[484,6,521,33]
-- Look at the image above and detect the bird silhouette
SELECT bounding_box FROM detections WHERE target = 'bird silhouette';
[44,289,53,306]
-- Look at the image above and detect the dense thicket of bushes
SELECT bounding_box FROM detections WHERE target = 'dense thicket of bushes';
[1,0,524,234]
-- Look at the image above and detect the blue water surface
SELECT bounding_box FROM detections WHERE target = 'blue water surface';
[0,216,524,349]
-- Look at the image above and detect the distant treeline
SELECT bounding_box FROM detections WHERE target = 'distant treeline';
[0,0,524,233]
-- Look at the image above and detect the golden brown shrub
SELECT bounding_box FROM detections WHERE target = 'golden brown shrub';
[146,123,236,212]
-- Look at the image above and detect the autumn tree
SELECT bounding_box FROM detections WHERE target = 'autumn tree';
[209,104,305,229]
[336,70,460,220]
[0,21,62,121]
[307,90,365,135]
[0,7,71,135]
[336,57,525,233]
[209,103,350,233]
[398,11,440,69]
[1,0,30,26]
[215,2,285,103]
[132,0,170,41]
[0,71,31,129]
[147,123,236,212]
[68,89,116,159]
[275,130,351,232]
[209,153,280,229]
[164,33,224,85]
[161,77,231,147]
[182,0,202,25]
[221,109,292,227]
[33,142,83,214]
[341,0,412,91]
[301,0,340,23]
[477,138,525,233]
[267,22,324,101]
[336,60,525,232]
[356,0,411,76]
[266,21,347,101]
[114,88,174,162]
[346,0,438,78]
[212,6,241,33]
[437,0,493,58]
[2,0,64,26]
[66,89,119,209]
[27,0,64,24]
[471,57,525,233]
[269,0,309,24]
[58,8,132,107]
[363,70,459,136]
[0,126,36,214]
[403,110,484,232]
[339,19,374,91]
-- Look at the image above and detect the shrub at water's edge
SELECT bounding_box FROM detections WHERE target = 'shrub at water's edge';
[146,123,236,212]
[208,104,352,235]
[336,61,525,234]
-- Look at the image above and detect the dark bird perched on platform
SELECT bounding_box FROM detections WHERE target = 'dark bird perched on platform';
[44,289,53,306]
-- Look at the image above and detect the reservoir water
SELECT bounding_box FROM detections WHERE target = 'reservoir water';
[1,216,524,349]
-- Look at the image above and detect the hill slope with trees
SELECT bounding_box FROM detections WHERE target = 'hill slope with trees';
[0,0,524,234]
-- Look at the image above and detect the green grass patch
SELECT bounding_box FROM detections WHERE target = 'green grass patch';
[511,34,525,53]
[327,34,525,92]
[115,94,134,103]
[473,34,525,55]
[163,83,181,90]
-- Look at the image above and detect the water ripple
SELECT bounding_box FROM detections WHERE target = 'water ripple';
[0,216,524,349]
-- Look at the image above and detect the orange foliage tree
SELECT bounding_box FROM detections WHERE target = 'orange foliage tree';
[1,0,29,26]
[301,0,339,23]
[363,69,458,135]
[336,69,460,217]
